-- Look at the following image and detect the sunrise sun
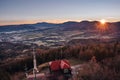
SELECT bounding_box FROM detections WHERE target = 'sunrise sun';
[97,19,108,31]
[100,19,106,24]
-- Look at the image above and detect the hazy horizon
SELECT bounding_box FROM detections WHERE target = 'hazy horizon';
[0,0,120,25]
[0,19,119,26]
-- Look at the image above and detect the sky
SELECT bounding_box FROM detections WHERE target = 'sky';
[0,0,120,25]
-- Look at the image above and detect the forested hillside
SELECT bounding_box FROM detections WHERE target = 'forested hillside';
[0,42,120,80]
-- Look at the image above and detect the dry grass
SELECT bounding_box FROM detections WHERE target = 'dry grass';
[68,58,83,66]
[75,55,120,80]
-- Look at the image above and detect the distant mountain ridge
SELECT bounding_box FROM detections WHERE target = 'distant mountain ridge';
[0,20,120,32]
[0,20,120,47]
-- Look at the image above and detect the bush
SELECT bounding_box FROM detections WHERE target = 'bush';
[0,69,11,80]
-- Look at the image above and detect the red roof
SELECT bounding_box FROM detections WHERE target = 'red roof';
[49,60,71,71]
[49,60,61,71]
[60,60,70,69]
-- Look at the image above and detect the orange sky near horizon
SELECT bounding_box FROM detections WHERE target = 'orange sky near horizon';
[0,18,120,26]
[0,0,120,26]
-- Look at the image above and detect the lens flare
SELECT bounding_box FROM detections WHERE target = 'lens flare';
[96,19,108,32]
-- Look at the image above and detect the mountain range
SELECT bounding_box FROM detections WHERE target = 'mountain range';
[0,21,120,48]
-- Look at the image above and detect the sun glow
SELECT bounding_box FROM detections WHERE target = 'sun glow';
[96,19,108,31]
[100,19,106,25]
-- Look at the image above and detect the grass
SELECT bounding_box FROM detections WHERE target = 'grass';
[68,58,84,66]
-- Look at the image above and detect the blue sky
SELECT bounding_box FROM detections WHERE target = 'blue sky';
[0,0,120,25]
